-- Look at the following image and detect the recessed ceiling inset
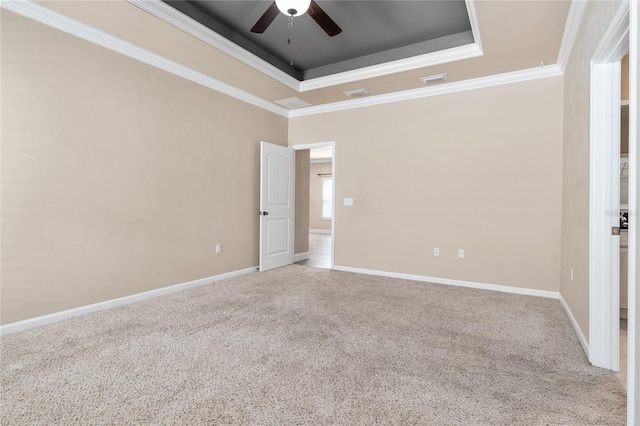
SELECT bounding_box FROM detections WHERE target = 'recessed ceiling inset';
[162,1,474,82]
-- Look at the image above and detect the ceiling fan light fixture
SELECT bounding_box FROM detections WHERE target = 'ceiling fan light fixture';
[275,0,311,17]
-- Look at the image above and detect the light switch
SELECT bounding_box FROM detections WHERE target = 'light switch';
[343,198,354,206]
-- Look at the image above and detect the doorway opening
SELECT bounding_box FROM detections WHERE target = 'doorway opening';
[588,1,634,421]
[291,142,335,269]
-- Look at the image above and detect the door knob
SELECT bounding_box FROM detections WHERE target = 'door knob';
[258,211,269,216]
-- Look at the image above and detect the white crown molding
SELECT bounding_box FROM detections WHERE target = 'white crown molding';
[556,0,589,72]
[592,0,630,64]
[4,0,564,121]
[332,265,560,299]
[290,65,563,118]
[0,267,258,336]
[465,0,483,55]
[310,158,332,164]
[128,0,483,92]
[298,43,483,92]
[1,0,289,117]
[299,0,483,91]
[127,0,301,91]
[559,294,589,358]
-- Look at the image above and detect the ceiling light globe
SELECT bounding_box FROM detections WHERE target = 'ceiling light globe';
[275,0,311,17]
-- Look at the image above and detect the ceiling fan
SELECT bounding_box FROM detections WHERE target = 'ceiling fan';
[250,0,342,37]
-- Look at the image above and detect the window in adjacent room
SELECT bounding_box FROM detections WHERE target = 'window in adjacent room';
[322,177,333,219]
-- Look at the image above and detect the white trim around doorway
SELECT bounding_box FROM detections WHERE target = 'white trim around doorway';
[588,2,638,424]
[589,0,629,372]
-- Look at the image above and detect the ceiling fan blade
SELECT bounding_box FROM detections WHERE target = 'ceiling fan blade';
[251,2,279,33]
[308,1,342,37]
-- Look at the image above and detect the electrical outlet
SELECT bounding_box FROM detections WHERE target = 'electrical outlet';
[458,249,464,259]
[215,244,221,254]
[433,247,440,256]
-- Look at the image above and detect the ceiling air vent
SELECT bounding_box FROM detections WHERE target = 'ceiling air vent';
[343,88,369,98]
[420,73,448,84]
[274,97,312,109]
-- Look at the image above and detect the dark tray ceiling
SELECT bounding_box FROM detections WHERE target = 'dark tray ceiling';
[164,1,473,81]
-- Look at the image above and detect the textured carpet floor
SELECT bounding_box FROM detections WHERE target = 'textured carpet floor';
[1,265,626,424]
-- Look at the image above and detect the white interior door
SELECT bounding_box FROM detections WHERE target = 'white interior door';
[259,141,295,272]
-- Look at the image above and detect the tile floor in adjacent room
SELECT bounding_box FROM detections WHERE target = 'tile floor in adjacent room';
[296,233,331,269]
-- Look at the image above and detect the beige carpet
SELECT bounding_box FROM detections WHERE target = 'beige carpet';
[1,265,626,424]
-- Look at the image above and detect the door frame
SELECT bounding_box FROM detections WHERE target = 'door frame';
[291,141,336,269]
[630,1,639,422]
[588,3,627,371]
[589,1,636,422]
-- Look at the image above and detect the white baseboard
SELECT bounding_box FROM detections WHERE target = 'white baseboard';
[309,229,331,235]
[559,294,590,358]
[294,252,310,262]
[331,265,560,299]
[333,265,594,354]
[331,266,594,351]
[0,266,258,336]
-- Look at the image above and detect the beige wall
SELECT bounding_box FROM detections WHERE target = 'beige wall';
[560,1,624,339]
[6,2,624,330]
[295,150,310,254]
[0,12,288,324]
[290,77,564,291]
[309,162,332,231]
